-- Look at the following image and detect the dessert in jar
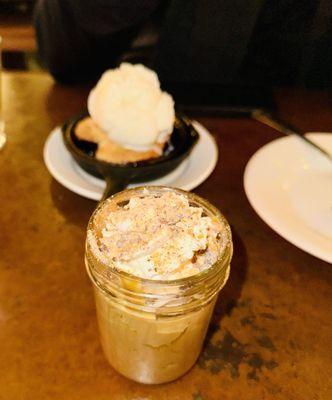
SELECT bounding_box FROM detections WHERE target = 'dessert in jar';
[85,186,233,384]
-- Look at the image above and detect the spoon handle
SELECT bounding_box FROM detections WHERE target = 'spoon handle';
[251,109,332,163]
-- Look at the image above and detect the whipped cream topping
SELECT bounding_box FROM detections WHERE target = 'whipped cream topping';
[88,192,224,280]
[87,63,175,152]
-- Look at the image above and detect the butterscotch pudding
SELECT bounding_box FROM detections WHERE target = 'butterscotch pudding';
[75,63,175,164]
[85,187,232,384]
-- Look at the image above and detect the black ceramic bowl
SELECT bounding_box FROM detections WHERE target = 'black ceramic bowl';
[62,112,198,200]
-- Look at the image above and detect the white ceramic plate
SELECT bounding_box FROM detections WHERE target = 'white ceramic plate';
[44,121,218,201]
[244,133,332,264]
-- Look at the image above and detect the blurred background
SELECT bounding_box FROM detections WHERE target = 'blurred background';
[0,0,40,70]
[0,0,331,112]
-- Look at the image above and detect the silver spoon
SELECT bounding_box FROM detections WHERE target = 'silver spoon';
[251,109,332,164]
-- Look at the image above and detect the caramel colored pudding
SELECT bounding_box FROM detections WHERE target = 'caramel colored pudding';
[85,187,232,384]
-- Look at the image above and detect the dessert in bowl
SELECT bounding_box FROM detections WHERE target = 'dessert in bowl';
[62,64,198,199]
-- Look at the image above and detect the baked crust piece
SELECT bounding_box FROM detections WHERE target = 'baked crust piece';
[75,117,163,164]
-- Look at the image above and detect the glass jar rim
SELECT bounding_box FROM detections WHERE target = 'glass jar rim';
[86,186,232,287]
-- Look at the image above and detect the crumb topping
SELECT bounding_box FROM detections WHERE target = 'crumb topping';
[88,192,224,280]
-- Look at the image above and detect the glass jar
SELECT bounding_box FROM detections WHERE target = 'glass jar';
[85,187,233,384]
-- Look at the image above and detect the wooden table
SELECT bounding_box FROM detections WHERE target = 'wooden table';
[1,72,331,400]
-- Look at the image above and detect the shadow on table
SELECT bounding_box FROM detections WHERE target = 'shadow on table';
[203,228,248,345]
[50,178,96,228]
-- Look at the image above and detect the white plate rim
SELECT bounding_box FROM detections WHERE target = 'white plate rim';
[243,132,332,264]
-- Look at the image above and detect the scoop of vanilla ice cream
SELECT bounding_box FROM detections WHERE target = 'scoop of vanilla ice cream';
[87,63,175,151]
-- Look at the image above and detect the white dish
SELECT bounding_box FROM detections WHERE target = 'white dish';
[244,133,332,264]
[44,121,218,201]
